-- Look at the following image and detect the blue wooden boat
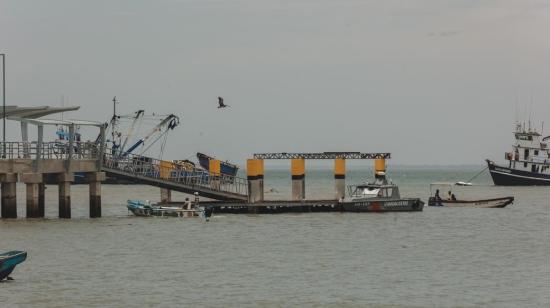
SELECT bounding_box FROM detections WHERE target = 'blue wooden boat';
[127,200,199,217]
[0,251,27,281]
[197,152,239,177]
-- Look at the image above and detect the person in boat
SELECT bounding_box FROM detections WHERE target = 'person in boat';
[183,198,191,209]
[434,189,443,206]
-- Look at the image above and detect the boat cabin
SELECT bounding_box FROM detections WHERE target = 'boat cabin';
[347,183,400,199]
[503,123,550,174]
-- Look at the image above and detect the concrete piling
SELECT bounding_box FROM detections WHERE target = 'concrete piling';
[334,158,346,200]
[87,172,106,218]
[22,173,43,218]
[39,182,46,217]
[291,159,306,201]
[247,159,264,203]
[1,173,18,218]
[159,160,172,203]
[58,173,74,218]
[160,188,172,203]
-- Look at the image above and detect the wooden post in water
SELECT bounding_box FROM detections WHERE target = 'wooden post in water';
[0,173,18,218]
[291,159,305,201]
[87,172,105,218]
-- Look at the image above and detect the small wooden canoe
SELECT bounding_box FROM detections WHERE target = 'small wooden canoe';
[0,251,27,281]
[428,196,514,208]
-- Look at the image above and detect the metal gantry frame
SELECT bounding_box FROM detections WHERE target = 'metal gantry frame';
[253,152,391,160]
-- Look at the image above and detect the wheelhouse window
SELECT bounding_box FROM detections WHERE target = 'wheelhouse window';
[516,134,533,141]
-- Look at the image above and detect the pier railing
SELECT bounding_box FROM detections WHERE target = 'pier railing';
[103,151,249,197]
[0,141,100,160]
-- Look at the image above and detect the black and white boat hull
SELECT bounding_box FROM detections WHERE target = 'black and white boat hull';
[486,160,550,186]
[342,198,424,212]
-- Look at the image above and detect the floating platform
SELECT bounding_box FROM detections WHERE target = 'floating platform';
[164,199,423,214]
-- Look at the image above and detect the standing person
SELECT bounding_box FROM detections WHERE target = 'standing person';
[447,191,452,200]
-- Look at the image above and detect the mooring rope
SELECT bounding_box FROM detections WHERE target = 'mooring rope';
[465,166,489,183]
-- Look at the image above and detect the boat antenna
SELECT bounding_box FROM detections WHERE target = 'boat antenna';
[112,96,118,121]
[529,95,533,132]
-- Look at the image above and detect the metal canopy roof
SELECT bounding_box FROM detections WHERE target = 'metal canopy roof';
[10,117,103,127]
[1,105,80,119]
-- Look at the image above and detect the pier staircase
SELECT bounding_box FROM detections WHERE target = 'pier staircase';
[102,151,249,201]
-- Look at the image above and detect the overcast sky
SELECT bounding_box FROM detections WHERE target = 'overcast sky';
[2,0,550,166]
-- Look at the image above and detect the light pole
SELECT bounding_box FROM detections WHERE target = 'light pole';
[1,53,5,158]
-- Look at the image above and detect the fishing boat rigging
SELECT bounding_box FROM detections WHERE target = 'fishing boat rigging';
[103,97,180,158]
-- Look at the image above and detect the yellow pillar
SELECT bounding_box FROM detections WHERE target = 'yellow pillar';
[209,159,221,190]
[334,158,346,200]
[247,159,264,203]
[291,159,305,200]
[374,158,386,180]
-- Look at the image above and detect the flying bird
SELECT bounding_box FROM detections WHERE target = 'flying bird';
[217,96,229,108]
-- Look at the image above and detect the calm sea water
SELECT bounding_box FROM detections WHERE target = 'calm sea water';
[1,166,550,307]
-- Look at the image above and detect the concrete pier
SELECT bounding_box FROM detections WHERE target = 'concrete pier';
[58,173,74,218]
[87,172,106,218]
[334,158,346,200]
[1,173,18,218]
[209,159,221,190]
[291,159,305,200]
[22,173,43,218]
[247,159,264,203]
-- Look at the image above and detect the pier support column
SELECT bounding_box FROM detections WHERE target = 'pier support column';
[22,173,43,218]
[374,158,386,180]
[291,159,305,201]
[159,160,172,204]
[87,172,106,218]
[58,173,74,218]
[160,188,172,203]
[1,173,18,218]
[209,159,221,191]
[247,159,264,203]
[334,158,346,200]
[39,180,46,218]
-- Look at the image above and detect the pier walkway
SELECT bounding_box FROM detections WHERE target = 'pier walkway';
[102,151,249,201]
